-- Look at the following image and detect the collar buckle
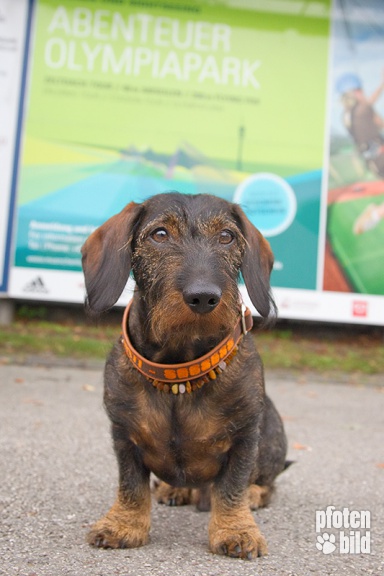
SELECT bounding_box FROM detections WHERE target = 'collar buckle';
[241,303,247,335]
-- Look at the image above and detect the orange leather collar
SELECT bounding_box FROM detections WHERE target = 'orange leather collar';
[121,301,253,389]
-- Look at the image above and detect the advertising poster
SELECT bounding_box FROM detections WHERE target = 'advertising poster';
[0,0,30,292]
[10,0,383,324]
[10,0,331,305]
[323,0,384,314]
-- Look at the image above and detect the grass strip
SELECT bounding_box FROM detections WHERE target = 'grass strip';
[0,319,383,374]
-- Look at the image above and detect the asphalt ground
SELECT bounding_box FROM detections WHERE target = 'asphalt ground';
[0,361,383,576]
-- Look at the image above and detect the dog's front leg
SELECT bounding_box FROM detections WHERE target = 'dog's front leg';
[208,448,268,559]
[87,425,151,549]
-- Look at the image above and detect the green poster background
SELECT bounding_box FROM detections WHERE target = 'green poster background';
[15,0,331,289]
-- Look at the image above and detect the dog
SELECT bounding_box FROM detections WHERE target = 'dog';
[81,192,287,559]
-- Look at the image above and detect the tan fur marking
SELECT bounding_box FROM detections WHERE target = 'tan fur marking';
[248,484,272,510]
[208,492,268,559]
[154,481,193,506]
[87,488,151,549]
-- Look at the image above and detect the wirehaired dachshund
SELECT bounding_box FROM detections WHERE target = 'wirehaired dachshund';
[81,192,287,559]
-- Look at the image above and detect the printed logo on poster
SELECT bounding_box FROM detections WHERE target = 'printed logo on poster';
[315,506,371,555]
[22,276,49,294]
[279,296,320,313]
[352,300,368,318]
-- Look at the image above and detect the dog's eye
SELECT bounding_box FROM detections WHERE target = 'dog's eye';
[151,228,169,243]
[219,230,235,245]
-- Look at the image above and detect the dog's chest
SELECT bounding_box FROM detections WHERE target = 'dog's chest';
[130,399,232,485]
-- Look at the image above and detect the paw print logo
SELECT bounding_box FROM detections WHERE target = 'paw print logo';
[316,532,337,554]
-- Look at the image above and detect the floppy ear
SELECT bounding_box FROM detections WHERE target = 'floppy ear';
[81,202,143,314]
[233,205,276,320]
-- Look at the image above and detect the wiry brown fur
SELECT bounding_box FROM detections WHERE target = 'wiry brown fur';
[81,192,287,560]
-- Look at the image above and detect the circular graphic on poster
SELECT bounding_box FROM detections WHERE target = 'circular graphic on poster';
[234,173,297,237]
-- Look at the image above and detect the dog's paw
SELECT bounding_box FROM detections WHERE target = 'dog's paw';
[87,503,150,550]
[154,481,193,506]
[87,517,150,549]
[209,527,268,559]
[248,485,272,510]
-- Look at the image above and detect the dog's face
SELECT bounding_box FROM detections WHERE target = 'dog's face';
[130,194,248,341]
[81,192,275,340]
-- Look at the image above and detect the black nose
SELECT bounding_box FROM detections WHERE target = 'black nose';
[183,282,222,314]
